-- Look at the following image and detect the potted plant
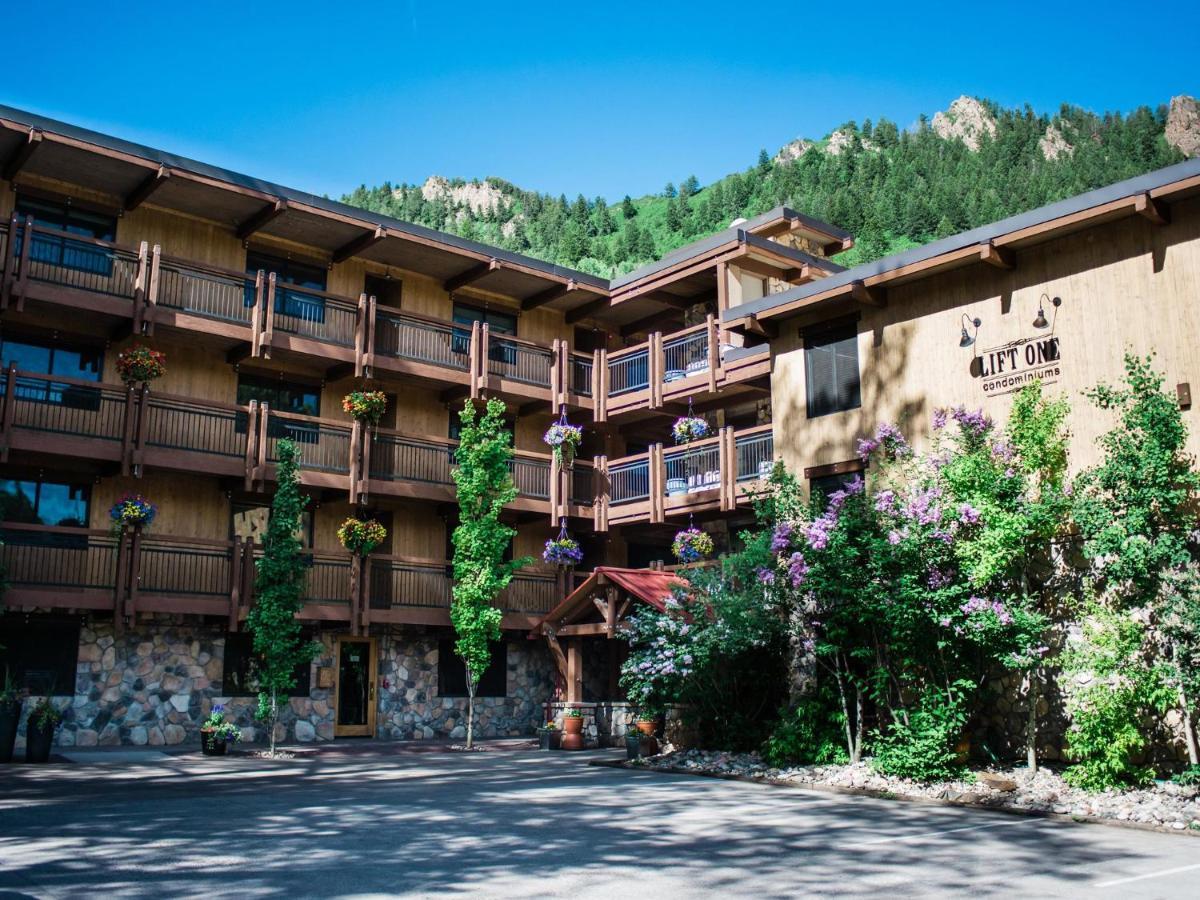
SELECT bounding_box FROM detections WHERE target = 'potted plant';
[24,699,61,763]
[543,420,584,469]
[200,705,242,756]
[672,415,710,445]
[561,707,585,751]
[625,729,642,761]
[543,536,583,568]
[115,344,166,385]
[109,492,156,534]
[634,712,660,757]
[337,517,388,556]
[0,672,22,763]
[672,527,714,563]
[537,722,561,751]
[342,390,388,426]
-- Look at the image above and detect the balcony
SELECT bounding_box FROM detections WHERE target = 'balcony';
[596,425,774,528]
[0,216,592,414]
[592,317,770,422]
[0,369,592,521]
[0,522,563,630]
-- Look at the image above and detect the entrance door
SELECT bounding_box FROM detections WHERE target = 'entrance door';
[334,636,377,737]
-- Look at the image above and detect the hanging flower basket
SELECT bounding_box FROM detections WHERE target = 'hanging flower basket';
[672,527,714,563]
[342,390,388,426]
[543,537,583,567]
[544,421,584,468]
[337,517,388,556]
[109,492,156,532]
[115,345,166,385]
[672,415,710,445]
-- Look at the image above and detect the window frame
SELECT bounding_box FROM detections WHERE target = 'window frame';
[222,630,313,698]
[14,195,118,277]
[244,251,329,323]
[803,322,861,419]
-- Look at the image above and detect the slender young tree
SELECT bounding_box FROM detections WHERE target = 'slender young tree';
[450,398,532,748]
[245,439,318,756]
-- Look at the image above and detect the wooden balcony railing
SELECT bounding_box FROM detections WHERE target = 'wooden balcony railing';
[0,522,564,632]
[595,424,775,528]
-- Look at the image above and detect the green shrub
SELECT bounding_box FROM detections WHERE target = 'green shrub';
[762,697,848,767]
[1172,765,1200,786]
[1063,679,1159,791]
[871,689,969,781]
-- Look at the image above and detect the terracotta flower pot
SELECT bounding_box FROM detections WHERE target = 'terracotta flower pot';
[563,716,584,735]
[635,719,656,737]
[561,715,584,751]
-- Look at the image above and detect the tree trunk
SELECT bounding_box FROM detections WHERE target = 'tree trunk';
[466,675,476,750]
[1180,685,1199,767]
[1025,668,1039,772]
[834,665,855,763]
[853,685,864,764]
[269,687,278,757]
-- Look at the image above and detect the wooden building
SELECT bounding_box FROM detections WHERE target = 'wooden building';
[0,105,850,747]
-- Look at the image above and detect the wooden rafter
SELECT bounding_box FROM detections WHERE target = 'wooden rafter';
[2,128,43,181]
[619,307,685,338]
[236,199,288,241]
[979,241,1015,270]
[332,225,387,263]
[521,278,577,311]
[565,295,610,324]
[444,258,500,293]
[1135,192,1170,226]
[124,165,171,212]
[850,280,886,308]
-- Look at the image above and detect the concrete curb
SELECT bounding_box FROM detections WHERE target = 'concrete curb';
[589,758,1200,840]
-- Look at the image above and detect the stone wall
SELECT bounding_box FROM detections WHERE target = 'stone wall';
[11,617,554,750]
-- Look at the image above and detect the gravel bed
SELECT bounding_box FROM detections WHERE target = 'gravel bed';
[632,749,1200,832]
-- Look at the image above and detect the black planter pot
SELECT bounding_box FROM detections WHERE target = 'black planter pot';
[0,699,21,763]
[201,730,228,756]
[625,732,641,761]
[24,717,55,764]
[538,730,562,751]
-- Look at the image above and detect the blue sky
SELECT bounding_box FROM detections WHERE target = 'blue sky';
[6,1,1199,202]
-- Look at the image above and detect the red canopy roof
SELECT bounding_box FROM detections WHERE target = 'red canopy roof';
[534,566,684,632]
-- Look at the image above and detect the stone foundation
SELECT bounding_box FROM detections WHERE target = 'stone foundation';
[9,617,554,750]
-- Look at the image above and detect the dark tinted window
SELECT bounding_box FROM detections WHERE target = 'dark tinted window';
[437,639,506,697]
[245,252,327,322]
[804,324,860,418]
[222,631,313,697]
[0,480,90,527]
[236,374,320,417]
[810,471,862,505]
[0,616,80,695]
[15,197,117,276]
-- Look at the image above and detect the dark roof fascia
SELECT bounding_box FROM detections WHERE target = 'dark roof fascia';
[726,156,1200,323]
[0,104,609,292]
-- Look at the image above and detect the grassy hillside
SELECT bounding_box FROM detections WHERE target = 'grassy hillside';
[341,99,1184,277]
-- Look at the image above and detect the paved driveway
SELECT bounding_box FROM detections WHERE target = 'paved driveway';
[1,748,1197,898]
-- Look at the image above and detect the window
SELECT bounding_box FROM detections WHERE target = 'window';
[222,631,313,697]
[236,374,320,443]
[804,324,861,418]
[810,471,861,504]
[245,251,328,323]
[451,303,517,361]
[0,335,103,410]
[15,196,117,277]
[438,638,506,697]
[0,480,90,527]
[365,273,402,308]
[230,502,313,548]
[0,616,80,695]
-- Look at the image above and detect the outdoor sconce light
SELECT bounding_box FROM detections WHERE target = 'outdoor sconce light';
[959,315,982,348]
[1033,294,1062,330]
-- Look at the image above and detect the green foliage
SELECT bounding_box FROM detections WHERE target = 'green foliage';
[341,100,1181,278]
[1159,563,1200,705]
[1073,354,1200,603]
[871,685,972,781]
[762,693,849,767]
[1060,603,1175,790]
[1172,765,1200,786]
[245,439,319,753]
[450,398,532,747]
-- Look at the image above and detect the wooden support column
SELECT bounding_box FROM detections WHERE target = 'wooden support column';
[592,348,607,423]
[468,320,482,397]
[243,400,259,491]
[145,244,161,335]
[716,260,730,343]
[649,443,665,524]
[566,638,583,703]
[593,454,609,532]
[254,402,271,488]
[120,384,137,476]
[0,212,18,310]
[364,294,377,376]
[113,529,129,636]
[550,339,563,412]
[249,271,265,358]
[549,454,562,524]
[360,424,373,505]
[131,384,150,478]
[241,538,256,613]
[649,332,665,409]
[478,323,491,392]
[354,293,368,377]
[228,540,243,632]
[0,363,16,463]
[718,426,735,511]
[349,419,362,506]
[132,241,149,335]
[126,526,144,624]
[706,313,719,392]
[14,216,34,311]
[348,555,362,636]
[260,273,276,359]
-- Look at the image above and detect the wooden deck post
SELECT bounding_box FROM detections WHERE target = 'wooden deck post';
[650,443,665,524]
[354,292,367,378]
[468,320,482,397]
[348,555,361,636]
[349,419,362,506]
[113,527,129,636]
[478,322,490,393]
[0,212,18,310]
[228,539,242,632]
[131,384,150,478]
[261,273,276,359]
[566,638,583,703]
[243,400,258,491]
[359,424,373,505]
[249,271,264,358]
[254,401,270,488]
[145,244,161,335]
[593,454,608,532]
[364,293,377,376]
[649,332,664,409]
[719,426,735,511]
[550,339,562,414]
[0,363,16,463]
[126,525,143,624]
[706,313,719,393]
[592,348,607,423]
[132,241,149,334]
[14,216,34,311]
[119,384,136,476]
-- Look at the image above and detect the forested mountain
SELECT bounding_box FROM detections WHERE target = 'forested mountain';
[341,96,1198,276]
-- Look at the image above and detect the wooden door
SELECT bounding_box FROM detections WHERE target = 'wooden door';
[333,635,377,737]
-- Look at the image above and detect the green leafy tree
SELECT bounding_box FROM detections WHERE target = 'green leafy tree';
[620,195,636,219]
[245,439,319,756]
[450,398,532,748]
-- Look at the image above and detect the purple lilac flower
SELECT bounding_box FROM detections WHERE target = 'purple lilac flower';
[951,406,993,439]
[887,530,903,545]
[958,503,981,526]
[756,567,776,586]
[786,552,809,588]
[856,437,879,462]
[804,515,836,551]
[991,440,1015,463]
[875,489,897,514]
[927,568,952,589]
[770,521,793,553]
[902,486,943,526]
[932,408,948,430]
[931,530,954,543]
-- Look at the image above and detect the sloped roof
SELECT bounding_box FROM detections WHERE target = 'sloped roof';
[536,566,684,631]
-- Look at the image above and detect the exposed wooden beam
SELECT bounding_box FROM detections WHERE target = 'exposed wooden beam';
[444,258,500,293]
[226,343,254,365]
[619,308,685,338]
[565,296,610,324]
[743,315,778,339]
[332,225,387,263]
[517,399,545,417]
[124,165,170,212]
[107,320,134,343]
[1135,191,1170,226]
[979,241,1015,270]
[2,128,43,181]
[850,280,886,308]
[440,385,471,405]
[236,199,288,241]
[521,278,577,311]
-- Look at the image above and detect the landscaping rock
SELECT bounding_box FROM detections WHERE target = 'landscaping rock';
[979,773,1019,792]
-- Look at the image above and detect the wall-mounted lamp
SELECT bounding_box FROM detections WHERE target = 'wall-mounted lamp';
[959,315,982,348]
[1033,294,1062,330]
